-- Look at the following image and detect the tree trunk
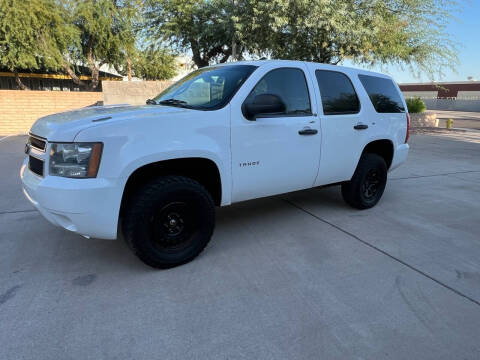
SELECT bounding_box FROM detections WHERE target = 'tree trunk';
[88,66,100,91]
[127,56,132,81]
[219,48,232,63]
[190,39,209,68]
[231,39,237,61]
[86,48,100,90]
[231,0,237,61]
[14,70,29,90]
[63,63,88,88]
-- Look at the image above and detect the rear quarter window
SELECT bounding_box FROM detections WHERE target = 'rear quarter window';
[358,75,405,113]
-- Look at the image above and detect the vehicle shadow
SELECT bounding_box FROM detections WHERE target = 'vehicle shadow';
[9,185,348,272]
[207,185,349,254]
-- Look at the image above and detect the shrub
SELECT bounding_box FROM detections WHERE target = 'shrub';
[406,97,426,113]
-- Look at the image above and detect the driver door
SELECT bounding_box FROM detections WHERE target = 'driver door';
[230,64,321,202]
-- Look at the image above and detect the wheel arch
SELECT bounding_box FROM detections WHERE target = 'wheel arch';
[361,139,394,169]
[120,157,223,216]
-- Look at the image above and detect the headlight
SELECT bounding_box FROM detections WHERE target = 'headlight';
[49,143,103,178]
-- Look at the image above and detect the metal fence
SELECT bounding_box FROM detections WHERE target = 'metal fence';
[421,99,480,112]
[403,94,480,111]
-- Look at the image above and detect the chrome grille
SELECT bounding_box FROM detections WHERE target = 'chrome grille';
[28,134,46,152]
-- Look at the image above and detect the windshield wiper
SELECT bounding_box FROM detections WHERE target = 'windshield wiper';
[146,98,189,107]
[158,98,189,107]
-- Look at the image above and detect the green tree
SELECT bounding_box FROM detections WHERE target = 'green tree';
[146,0,460,77]
[130,47,177,80]
[145,0,236,67]
[116,0,143,81]
[240,0,459,77]
[0,0,77,89]
[114,0,177,81]
[63,0,127,90]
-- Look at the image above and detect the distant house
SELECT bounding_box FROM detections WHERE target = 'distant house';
[171,56,196,81]
[399,81,480,100]
[0,55,196,92]
[0,65,122,91]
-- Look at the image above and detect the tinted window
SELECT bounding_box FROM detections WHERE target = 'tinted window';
[315,70,360,115]
[154,65,257,110]
[245,68,311,115]
[358,75,405,113]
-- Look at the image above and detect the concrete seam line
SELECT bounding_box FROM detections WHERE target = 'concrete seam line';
[0,209,38,215]
[390,170,480,181]
[281,198,480,308]
[0,135,12,142]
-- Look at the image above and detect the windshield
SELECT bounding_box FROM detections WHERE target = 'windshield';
[153,65,257,110]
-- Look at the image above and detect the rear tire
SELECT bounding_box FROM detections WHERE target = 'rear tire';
[341,153,387,209]
[122,176,215,269]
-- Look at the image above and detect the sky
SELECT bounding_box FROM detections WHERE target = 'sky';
[341,1,480,84]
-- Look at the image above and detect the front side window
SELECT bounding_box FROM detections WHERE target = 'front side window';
[153,65,257,110]
[358,74,405,113]
[315,70,360,115]
[244,68,312,115]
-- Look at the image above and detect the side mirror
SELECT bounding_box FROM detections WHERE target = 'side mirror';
[242,94,286,120]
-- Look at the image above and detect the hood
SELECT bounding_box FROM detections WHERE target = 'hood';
[30,104,190,141]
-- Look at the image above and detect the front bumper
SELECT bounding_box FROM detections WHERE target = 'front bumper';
[20,158,120,239]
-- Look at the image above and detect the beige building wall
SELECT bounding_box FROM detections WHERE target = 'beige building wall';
[102,80,174,105]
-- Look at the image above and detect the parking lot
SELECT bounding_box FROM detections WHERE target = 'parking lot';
[1,132,480,359]
[430,110,480,130]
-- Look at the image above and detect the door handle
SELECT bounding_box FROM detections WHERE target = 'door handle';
[354,123,368,130]
[298,128,318,135]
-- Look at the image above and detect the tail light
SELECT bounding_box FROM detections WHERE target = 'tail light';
[405,113,410,143]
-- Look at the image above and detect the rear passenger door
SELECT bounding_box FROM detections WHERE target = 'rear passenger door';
[311,68,371,186]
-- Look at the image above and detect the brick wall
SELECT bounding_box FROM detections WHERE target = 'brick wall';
[0,80,174,135]
[0,90,103,135]
[410,113,439,128]
[102,80,174,105]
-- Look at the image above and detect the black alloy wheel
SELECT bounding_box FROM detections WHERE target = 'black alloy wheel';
[122,176,215,269]
[341,153,387,209]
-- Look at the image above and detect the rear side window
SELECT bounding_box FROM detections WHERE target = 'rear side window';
[358,75,405,113]
[246,68,312,115]
[315,70,360,115]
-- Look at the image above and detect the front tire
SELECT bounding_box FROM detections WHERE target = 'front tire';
[341,153,387,209]
[122,176,215,269]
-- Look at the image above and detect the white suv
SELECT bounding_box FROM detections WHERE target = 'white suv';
[21,60,409,268]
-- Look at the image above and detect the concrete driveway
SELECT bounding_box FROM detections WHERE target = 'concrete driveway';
[428,110,480,130]
[1,133,480,359]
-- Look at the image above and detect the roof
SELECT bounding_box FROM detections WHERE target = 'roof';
[0,65,122,81]
[213,59,394,80]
